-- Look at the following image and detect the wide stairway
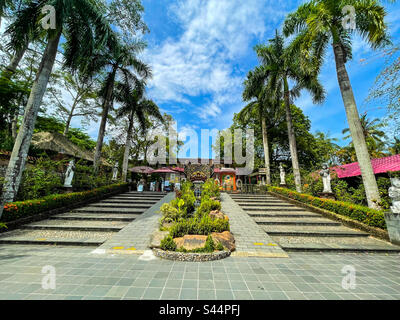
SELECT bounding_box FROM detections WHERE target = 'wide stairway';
[0,192,166,247]
[230,193,400,253]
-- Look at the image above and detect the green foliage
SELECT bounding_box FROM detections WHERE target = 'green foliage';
[201,179,220,199]
[2,183,129,223]
[0,222,7,230]
[160,235,177,252]
[17,158,64,201]
[195,197,222,220]
[73,161,111,191]
[169,215,230,238]
[159,203,180,224]
[267,186,386,230]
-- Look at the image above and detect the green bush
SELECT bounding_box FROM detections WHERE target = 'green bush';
[176,235,217,253]
[267,186,386,230]
[195,197,221,219]
[2,183,128,223]
[169,214,230,238]
[201,179,220,199]
[160,235,177,251]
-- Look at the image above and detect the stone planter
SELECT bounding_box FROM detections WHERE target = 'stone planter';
[384,211,400,245]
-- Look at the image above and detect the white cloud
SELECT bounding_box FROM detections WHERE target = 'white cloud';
[144,0,287,122]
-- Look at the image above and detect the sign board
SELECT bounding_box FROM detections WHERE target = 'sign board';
[259,168,268,174]
[137,185,144,192]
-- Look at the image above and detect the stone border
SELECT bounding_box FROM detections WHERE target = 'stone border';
[268,191,390,242]
[153,248,231,262]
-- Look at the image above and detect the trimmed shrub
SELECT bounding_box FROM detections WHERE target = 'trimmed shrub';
[1,183,128,223]
[160,235,177,251]
[169,215,230,238]
[267,186,386,230]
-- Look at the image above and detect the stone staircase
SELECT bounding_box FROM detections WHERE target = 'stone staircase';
[230,193,400,253]
[0,192,167,247]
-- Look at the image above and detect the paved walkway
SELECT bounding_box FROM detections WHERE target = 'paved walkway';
[0,245,399,300]
[221,193,288,258]
[98,193,174,254]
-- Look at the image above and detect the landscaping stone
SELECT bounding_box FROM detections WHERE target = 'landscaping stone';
[209,210,225,220]
[153,248,230,262]
[211,231,236,252]
[149,230,170,249]
[173,235,208,250]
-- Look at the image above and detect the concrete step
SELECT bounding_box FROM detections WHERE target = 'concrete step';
[248,212,323,218]
[49,213,139,221]
[0,229,113,246]
[21,225,123,232]
[254,217,341,226]
[273,236,400,253]
[72,207,145,214]
[100,199,159,204]
[243,207,308,212]
[87,203,152,209]
[25,219,128,228]
[262,225,370,237]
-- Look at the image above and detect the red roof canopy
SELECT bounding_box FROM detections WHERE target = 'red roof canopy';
[332,154,400,178]
[129,166,154,174]
[152,167,176,174]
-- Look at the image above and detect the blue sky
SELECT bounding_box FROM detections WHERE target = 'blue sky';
[139,0,400,157]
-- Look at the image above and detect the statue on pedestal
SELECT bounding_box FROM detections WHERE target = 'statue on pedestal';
[389,178,400,214]
[112,162,119,181]
[64,160,75,188]
[320,164,332,193]
[279,163,286,186]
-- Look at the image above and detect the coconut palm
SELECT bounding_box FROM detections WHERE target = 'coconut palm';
[115,81,163,182]
[255,31,325,192]
[241,66,279,185]
[342,113,387,144]
[0,0,114,218]
[83,42,151,172]
[284,0,393,208]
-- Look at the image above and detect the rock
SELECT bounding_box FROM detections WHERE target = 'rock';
[150,230,170,249]
[211,231,235,252]
[223,215,229,221]
[209,210,225,220]
[174,235,208,251]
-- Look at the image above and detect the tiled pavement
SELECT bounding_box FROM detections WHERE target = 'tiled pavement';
[0,245,399,300]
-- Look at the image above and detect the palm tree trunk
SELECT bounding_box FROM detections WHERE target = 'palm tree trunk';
[93,69,116,171]
[261,117,271,185]
[0,30,62,218]
[333,43,381,209]
[284,78,302,193]
[122,111,134,182]
[3,41,29,78]
[63,100,78,136]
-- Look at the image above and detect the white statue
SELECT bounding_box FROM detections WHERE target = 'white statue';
[112,162,119,181]
[389,178,400,214]
[320,164,332,193]
[64,160,75,188]
[279,163,286,185]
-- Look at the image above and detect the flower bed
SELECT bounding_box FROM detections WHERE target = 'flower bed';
[156,179,234,256]
[1,183,129,223]
[266,186,386,230]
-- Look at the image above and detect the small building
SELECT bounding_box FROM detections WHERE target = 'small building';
[214,168,237,191]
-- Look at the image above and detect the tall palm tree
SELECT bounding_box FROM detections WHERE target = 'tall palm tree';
[241,66,278,185]
[342,113,387,144]
[256,31,325,192]
[83,43,151,172]
[115,81,163,182]
[0,0,114,218]
[284,0,393,208]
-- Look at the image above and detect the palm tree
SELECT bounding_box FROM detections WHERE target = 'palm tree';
[0,0,14,28]
[83,43,151,172]
[342,113,387,144]
[389,138,400,155]
[284,0,393,208]
[115,81,163,182]
[255,31,325,192]
[241,66,278,185]
[0,0,114,218]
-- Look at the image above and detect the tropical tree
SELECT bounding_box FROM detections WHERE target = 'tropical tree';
[241,66,278,185]
[115,81,163,182]
[0,0,114,218]
[255,31,325,192]
[283,0,394,208]
[83,43,151,172]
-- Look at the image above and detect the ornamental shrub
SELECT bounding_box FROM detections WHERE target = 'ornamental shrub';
[169,215,230,238]
[2,183,128,223]
[160,235,177,251]
[267,186,386,230]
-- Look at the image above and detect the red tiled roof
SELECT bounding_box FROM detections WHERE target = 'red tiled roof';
[332,154,400,178]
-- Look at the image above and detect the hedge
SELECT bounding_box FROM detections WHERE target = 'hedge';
[1,183,129,223]
[266,186,386,230]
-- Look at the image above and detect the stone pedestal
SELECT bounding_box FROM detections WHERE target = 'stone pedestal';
[384,212,400,245]
[318,192,336,200]
[279,184,287,189]
[63,187,74,194]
